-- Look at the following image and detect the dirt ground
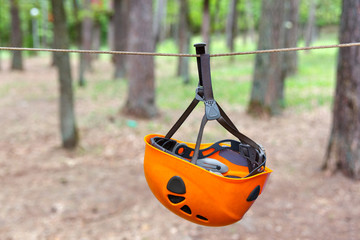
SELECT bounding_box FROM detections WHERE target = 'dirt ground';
[0,57,359,240]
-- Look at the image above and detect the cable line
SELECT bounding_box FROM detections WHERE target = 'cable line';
[1,42,360,57]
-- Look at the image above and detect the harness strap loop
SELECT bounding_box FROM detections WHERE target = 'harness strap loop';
[199,53,214,101]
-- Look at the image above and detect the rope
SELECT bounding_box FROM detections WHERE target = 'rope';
[0,47,198,57]
[1,42,360,57]
[210,42,360,57]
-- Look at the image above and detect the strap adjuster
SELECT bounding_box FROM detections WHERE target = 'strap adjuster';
[195,86,204,101]
[196,86,220,120]
[239,143,266,173]
[205,100,221,120]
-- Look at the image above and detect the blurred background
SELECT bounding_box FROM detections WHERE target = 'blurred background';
[0,0,359,239]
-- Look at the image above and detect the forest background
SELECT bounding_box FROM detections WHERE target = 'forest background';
[0,0,359,239]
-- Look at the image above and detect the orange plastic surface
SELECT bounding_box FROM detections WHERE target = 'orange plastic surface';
[144,134,272,227]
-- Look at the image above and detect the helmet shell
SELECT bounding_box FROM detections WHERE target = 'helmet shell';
[144,134,272,227]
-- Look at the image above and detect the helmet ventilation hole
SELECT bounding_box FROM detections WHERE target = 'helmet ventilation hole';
[180,205,192,215]
[168,194,185,204]
[196,215,208,221]
[177,147,184,155]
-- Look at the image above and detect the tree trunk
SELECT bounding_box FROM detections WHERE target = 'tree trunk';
[91,0,102,61]
[323,0,360,180]
[226,0,238,52]
[243,0,255,44]
[305,0,316,48]
[153,0,167,47]
[282,0,299,77]
[41,0,48,47]
[107,0,114,52]
[0,3,2,71]
[278,0,299,103]
[113,0,129,80]
[248,0,285,116]
[177,0,190,84]
[202,0,210,50]
[79,0,93,86]
[92,20,101,60]
[213,0,221,36]
[10,0,23,70]
[51,0,79,149]
[71,0,84,87]
[123,0,158,118]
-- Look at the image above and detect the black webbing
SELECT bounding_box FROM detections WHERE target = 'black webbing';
[191,115,208,164]
[217,116,260,150]
[199,54,214,101]
[164,43,264,165]
[217,103,238,131]
[196,51,261,152]
[165,98,199,139]
[217,103,262,150]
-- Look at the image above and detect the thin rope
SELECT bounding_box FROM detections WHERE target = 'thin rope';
[210,42,360,57]
[1,42,360,57]
[0,47,198,57]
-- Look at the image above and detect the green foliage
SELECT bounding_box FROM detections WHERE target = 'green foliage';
[154,33,337,111]
[299,0,342,26]
[0,0,343,50]
[171,0,341,35]
[0,0,11,45]
[237,0,262,31]
[0,0,340,112]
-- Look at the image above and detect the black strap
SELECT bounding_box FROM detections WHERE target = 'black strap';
[217,103,238,131]
[164,43,265,168]
[191,115,208,163]
[217,116,260,150]
[165,98,199,139]
[199,54,214,101]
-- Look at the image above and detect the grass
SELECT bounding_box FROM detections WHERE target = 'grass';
[0,33,338,112]
[285,45,337,109]
[155,34,338,111]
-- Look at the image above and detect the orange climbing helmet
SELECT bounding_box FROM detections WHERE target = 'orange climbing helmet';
[143,43,272,227]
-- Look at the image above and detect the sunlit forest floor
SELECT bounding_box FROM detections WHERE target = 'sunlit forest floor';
[0,36,360,239]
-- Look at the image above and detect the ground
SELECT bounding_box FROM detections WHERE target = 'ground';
[0,56,359,240]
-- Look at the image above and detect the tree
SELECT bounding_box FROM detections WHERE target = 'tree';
[0,1,2,71]
[226,0,239,52]
[91,0,103,60]
[79,0,93,86]
[278,0,300,104]
[107,0,114,51]
[212,0,222,36]
[51,0,79,149]
[248,0,285,116]
[153,0,167,46]
[202,0,210,49]
[41,0,49,47]
[10,0,23,70]
[113,0,129,79]
[305,0,317,47]
[282,0,299,76]
[71,0,85,88]
[123,0,158,118]
[243,0,255,44]
[177,0,190,84]
[323,0,360,180]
